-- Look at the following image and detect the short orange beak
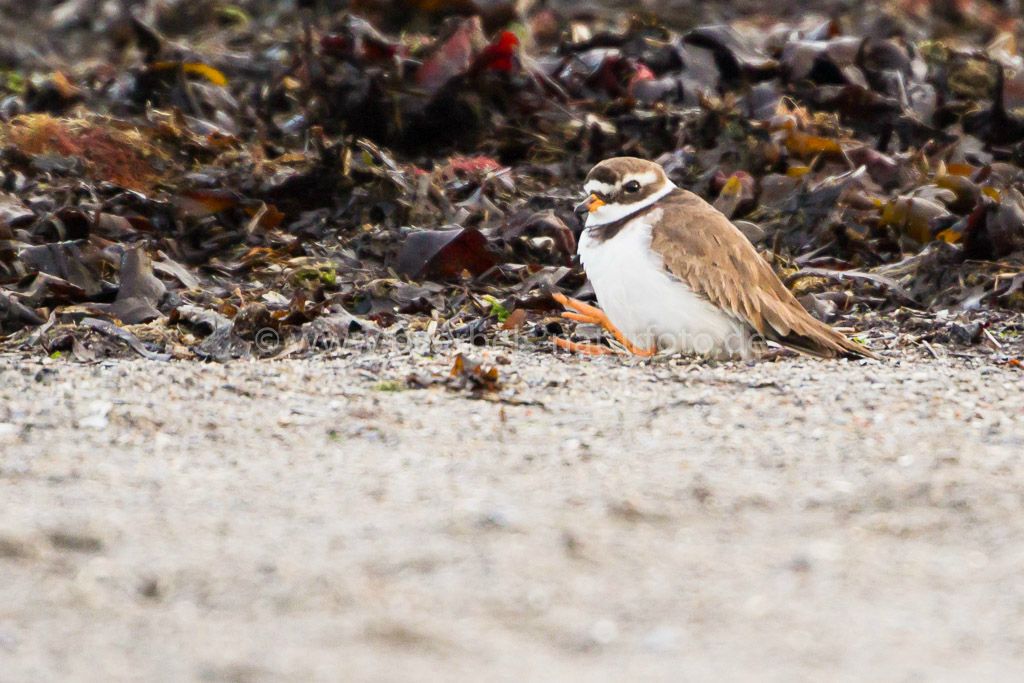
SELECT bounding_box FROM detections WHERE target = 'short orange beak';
[575,194,606,220]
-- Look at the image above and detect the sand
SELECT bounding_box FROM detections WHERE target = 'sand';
[2,347,1023,681]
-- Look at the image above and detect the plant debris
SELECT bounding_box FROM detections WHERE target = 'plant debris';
[407,352,501,392]
[1,1,1023,360]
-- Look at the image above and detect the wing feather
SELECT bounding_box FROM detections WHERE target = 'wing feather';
[650,189,876,359]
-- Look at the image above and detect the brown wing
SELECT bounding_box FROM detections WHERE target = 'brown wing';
[650,189,876,359]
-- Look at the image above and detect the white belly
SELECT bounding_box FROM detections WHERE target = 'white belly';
[578,211,755,359]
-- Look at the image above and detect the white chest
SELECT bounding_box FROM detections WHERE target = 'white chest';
[577,212,754,358]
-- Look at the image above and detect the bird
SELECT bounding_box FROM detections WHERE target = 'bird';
[552,156,876,360]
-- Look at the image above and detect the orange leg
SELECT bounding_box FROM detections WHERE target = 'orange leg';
[551,292,656,357]
[552,337,616,355]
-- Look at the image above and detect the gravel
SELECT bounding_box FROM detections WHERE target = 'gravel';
[1,347,1023,681]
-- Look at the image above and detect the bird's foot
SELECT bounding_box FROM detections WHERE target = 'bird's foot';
[551,292,656,357]
[552,337,617,355]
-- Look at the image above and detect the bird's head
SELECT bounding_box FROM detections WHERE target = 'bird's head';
[575,157,676,228]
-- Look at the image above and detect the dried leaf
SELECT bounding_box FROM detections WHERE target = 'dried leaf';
[784,130,845,157]
[415,17,486,95]
[396,227,498,280]
[150,61,229,86]
[79,318,170,361]
[881,196,952,243]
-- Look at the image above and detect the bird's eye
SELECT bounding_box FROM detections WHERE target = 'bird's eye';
[623,180,641,193]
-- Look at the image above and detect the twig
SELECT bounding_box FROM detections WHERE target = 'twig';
[983,327,1003,350]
